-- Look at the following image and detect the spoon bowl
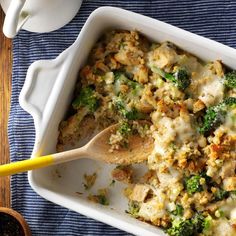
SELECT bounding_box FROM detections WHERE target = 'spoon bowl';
[0,121,154,176]
[86,123,154,165]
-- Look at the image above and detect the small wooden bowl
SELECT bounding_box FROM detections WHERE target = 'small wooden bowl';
[0,207,31,236]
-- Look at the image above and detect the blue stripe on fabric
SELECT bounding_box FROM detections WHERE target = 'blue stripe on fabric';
[9,0,236,235]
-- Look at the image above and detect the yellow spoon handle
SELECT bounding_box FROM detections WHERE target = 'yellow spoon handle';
[0,155,54,177]
[0,146,88,177]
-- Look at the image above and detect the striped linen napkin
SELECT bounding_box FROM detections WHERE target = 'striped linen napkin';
[9,0,236,235]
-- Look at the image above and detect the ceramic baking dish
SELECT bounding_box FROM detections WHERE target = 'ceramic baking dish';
[19,6,236,236]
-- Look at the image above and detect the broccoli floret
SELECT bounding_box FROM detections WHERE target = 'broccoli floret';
[199,105,225,135]
[203,215,213,232]
[174,69,191,90]
[199,97,236,135]
[97,194,109,205]
[184,175,203,195]
[167,213,210,236]
[151,66,190,90]
[191,213,205,233]
[72,86,99,112]
[112,72,146,119]
[224,70,236,89]
[166,218,194,236]
[126,201,140,218]
[114,71,143,96]
[224,96,236,106]
[118,121,132,136]
[214,188,229,201]
[171,204,184,216]
[114,97,145,120]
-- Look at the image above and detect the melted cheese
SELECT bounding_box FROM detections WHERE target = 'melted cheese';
[213,219,236,236]
[174,116,195,143]
[224,109,236,133]
[199,75,224,107]
[152,114,195,157]
[138,193,167,221]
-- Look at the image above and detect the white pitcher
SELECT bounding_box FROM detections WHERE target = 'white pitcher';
[1,0,83,38]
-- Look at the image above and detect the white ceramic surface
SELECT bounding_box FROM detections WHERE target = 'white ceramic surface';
[1,0,82,38]
[19,7,236,236]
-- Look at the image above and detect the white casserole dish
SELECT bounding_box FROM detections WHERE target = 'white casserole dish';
[19,6,236,236]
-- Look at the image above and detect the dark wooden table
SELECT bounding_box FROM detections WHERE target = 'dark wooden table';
[0,7,12,208]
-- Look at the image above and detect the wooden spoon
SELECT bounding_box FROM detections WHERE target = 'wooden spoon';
[0,122,154,176]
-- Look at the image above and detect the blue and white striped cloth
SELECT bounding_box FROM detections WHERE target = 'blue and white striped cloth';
[9,0,236,235]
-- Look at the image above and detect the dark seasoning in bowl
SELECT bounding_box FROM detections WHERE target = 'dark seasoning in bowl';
[0,212,24,236]
[57,29,236,236]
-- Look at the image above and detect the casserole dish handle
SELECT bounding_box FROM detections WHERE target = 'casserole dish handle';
[19,45,76,138]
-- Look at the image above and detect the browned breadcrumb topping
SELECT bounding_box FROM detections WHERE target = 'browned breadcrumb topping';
[57,30,236,235]
[111,165,133,184]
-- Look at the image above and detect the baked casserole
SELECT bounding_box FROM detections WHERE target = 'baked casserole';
[57,30,236,236]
